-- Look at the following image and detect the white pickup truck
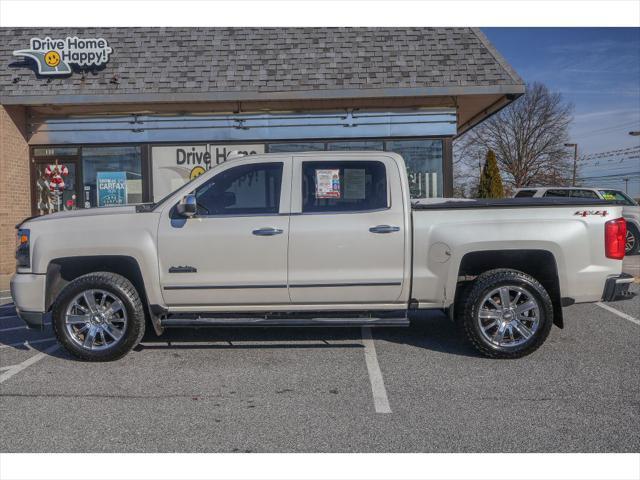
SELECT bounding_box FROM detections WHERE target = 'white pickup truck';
[11,152,633,361]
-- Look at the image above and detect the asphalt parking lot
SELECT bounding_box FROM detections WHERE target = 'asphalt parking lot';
[1,273,638,453]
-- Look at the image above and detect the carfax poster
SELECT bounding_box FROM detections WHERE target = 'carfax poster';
[315,169,341,198]
[97,171,128,207]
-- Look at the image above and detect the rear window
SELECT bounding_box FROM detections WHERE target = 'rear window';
[302,161,388,213]
[514,190,536,198]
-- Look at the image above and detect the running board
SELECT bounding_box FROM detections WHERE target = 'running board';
[160,317,409,328]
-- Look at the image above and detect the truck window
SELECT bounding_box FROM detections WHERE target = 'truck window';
[514,190,536,198]
[301,161,387,213]
[570,189,599,199]
[543,189,570,197]
[195,162,283,215]
[598,190,638,206]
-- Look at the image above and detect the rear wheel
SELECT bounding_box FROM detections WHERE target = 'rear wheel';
[52,272,145,361]
[459,269,553,359]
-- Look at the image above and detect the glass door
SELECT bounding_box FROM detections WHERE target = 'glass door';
[33,156,81,216]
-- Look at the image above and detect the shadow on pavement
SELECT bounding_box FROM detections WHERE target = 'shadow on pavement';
[2,304,481,360]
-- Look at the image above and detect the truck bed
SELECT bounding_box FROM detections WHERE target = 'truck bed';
[412,197,615,210]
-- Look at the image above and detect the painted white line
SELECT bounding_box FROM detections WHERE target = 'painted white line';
[361,326,391,414]
[0,337,56,350]
[0,365,16,372]
[0,325,26,332]
[596,302,640,326]
[0,343,59,384]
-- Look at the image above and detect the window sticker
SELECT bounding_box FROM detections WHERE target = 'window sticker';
[315,169,341,198]
[601,193,616,200]
[343,168,366,200]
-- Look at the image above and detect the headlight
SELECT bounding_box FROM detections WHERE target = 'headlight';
[16,228,30,268]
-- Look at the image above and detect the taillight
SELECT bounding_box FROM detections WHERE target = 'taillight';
[605,218,626,260]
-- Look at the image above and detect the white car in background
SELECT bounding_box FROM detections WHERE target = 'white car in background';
[514,187,640,255]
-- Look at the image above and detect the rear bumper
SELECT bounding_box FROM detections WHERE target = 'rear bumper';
[601,273,634,302]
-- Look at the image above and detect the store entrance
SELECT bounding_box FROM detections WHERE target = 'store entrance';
[32,155,81,215]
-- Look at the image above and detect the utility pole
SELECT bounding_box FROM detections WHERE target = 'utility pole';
[565,143,578,186]
[623,177,629,193]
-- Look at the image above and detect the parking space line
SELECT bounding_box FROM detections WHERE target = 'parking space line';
[361,326,392,414]
[596,302,640,326]
[0,343,59,384]
[0,338,56,350]
[0,325,26,332]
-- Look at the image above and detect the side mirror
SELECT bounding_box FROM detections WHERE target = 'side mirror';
[176,194,197,218]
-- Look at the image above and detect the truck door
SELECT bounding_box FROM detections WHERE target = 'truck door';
[288,155,408,305]
[157,158,291,306]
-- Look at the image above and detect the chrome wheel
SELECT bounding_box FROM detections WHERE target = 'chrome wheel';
[626,229,636,254]
[64,289,128,351]
[477,285,540,348]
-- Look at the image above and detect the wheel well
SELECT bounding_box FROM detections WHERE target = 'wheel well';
[455,249,564,328]
[45,256,148,313]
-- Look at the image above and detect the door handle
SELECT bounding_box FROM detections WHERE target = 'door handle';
[252,227,284,236]
[369,225,400,234]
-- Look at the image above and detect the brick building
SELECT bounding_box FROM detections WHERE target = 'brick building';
[0,27,524,282]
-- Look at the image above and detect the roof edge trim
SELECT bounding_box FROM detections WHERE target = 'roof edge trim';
[1,84,526,107]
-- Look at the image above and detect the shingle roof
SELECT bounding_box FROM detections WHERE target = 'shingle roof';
[0,27,522,101]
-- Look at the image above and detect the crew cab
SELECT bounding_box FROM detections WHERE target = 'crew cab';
[11,152,633,361]
[514,186,640,255]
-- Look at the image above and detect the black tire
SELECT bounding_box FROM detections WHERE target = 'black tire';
[52,272,145,361]
[625,224,639,256]
[459,269,554,359]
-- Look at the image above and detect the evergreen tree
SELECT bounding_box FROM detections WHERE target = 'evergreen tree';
[477,149,505,198]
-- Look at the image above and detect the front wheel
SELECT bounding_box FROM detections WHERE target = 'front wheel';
[52,272,146,361]
[459,269,554,359]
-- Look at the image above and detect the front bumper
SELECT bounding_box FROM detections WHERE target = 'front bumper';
[15,309,46,329]
[10,273,47,329]
[601,273,634,302]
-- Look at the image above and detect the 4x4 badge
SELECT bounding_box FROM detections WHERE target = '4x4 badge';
[574,210,608,217]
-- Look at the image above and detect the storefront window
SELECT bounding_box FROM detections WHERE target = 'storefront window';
[267,142,325,153]
[82,146,142,208]
[34,161,79,215]
[327,141,384,151]
[385,140,443,198]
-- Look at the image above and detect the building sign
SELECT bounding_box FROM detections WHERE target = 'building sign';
[151,144,264,201]
[97,172,127,207]
[13,37,112,76]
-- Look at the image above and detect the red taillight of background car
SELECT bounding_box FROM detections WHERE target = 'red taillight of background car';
[605,218,626,260]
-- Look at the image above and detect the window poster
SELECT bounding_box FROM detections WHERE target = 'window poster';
[315,169,341,198]
[343,168,366,200]
[97,171,127,207]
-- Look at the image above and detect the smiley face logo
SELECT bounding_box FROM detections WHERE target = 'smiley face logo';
[44,51,61,67]
[190,166,206,180]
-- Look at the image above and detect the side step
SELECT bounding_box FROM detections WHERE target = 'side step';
[160,316,409,328]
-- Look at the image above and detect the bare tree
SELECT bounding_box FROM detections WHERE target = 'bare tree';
[455,82,574,193]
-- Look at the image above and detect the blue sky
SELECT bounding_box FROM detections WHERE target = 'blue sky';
[482,28,640,197]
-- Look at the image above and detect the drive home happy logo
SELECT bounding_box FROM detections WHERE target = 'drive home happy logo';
[13,37,112,76]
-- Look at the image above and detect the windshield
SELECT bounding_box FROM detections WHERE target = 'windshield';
[598,190,638,206]
[151,173,203,211]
